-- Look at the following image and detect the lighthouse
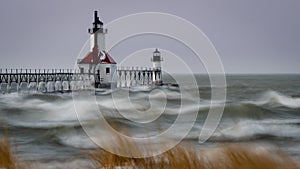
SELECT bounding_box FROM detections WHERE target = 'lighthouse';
[151,49,163,84]
[77,11,117,88]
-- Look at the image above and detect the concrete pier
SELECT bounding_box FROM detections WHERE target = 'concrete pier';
[0,68,162,93]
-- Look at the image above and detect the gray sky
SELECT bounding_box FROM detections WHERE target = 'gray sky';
[0,0,299,73]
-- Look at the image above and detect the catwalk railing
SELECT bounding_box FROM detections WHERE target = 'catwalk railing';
[0,68,161,92]
[115,67,161,88]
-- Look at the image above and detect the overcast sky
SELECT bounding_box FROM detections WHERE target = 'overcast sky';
[0,0,299,74]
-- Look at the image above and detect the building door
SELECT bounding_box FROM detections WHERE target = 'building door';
[80,67,84,73]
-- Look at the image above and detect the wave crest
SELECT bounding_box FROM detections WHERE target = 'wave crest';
[246,91,300,108]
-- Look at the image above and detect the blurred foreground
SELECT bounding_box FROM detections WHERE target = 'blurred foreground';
[1,133,299,169]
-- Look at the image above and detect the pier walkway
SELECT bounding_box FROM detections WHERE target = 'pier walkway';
[0,68,161,92]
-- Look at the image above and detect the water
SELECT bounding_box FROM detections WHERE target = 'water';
[0,74,300,167]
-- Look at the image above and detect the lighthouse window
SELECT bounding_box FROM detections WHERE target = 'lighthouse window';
[153,56,161,61]
[106,67,110,74]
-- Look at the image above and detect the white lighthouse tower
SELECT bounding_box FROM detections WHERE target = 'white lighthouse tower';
[88,11,107,52]
[77,11,117,88]
[151,49,163,84]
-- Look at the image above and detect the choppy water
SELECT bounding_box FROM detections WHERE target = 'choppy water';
[0,74,300,167]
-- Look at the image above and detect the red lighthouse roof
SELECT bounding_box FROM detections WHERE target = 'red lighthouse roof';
[79,48,116,64]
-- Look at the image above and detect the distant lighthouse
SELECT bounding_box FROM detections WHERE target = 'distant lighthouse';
[151,49,163,84]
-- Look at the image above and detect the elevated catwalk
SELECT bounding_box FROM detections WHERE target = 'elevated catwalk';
[0,68,162,93]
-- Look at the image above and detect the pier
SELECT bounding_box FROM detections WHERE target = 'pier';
[116,67,162,88]
[0,68,161,93]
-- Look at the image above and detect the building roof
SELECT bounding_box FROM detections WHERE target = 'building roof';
[78,49,116,64]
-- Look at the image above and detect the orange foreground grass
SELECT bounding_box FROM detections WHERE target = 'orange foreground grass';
[89,143,300,169]
[0,134,24,169]
[89,135,300,169]
[1,134,300,169]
